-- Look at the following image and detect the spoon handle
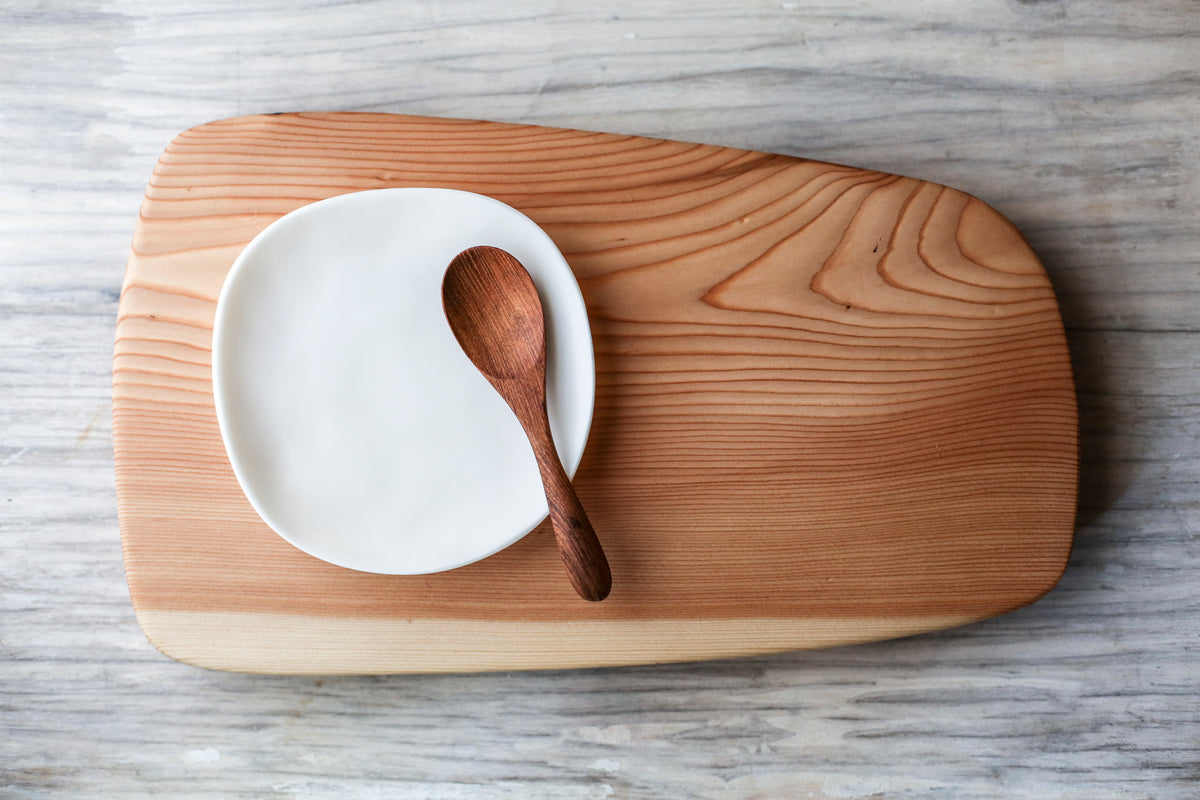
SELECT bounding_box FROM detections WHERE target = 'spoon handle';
[521,399,612,602]
[538,444,612,603]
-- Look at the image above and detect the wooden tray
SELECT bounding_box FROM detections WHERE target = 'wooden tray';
[114,112,1078,674]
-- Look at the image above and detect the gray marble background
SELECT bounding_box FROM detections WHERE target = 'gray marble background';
[2,1,1198,797]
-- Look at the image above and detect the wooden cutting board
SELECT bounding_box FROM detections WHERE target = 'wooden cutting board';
[114,112,1078,674]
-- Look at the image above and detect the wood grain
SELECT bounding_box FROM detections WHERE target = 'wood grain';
[113,112,1077,672]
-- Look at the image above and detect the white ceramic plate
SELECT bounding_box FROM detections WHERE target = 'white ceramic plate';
[212,188,595,574]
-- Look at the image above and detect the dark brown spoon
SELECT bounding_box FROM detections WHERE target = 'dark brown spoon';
[441,245,611,602]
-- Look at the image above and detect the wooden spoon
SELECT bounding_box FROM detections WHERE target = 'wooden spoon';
[442,245,612,602]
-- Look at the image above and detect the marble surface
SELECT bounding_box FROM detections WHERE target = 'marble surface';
[2,1,1197,797]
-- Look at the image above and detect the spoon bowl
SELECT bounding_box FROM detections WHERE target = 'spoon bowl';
[441,247,544,378]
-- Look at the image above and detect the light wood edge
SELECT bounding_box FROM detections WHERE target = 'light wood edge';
[134,609,987,675]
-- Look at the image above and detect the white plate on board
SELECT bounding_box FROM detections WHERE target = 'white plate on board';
[212,188,595,574]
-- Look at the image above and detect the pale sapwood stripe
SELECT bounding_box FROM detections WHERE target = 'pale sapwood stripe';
[135,609,987,675]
